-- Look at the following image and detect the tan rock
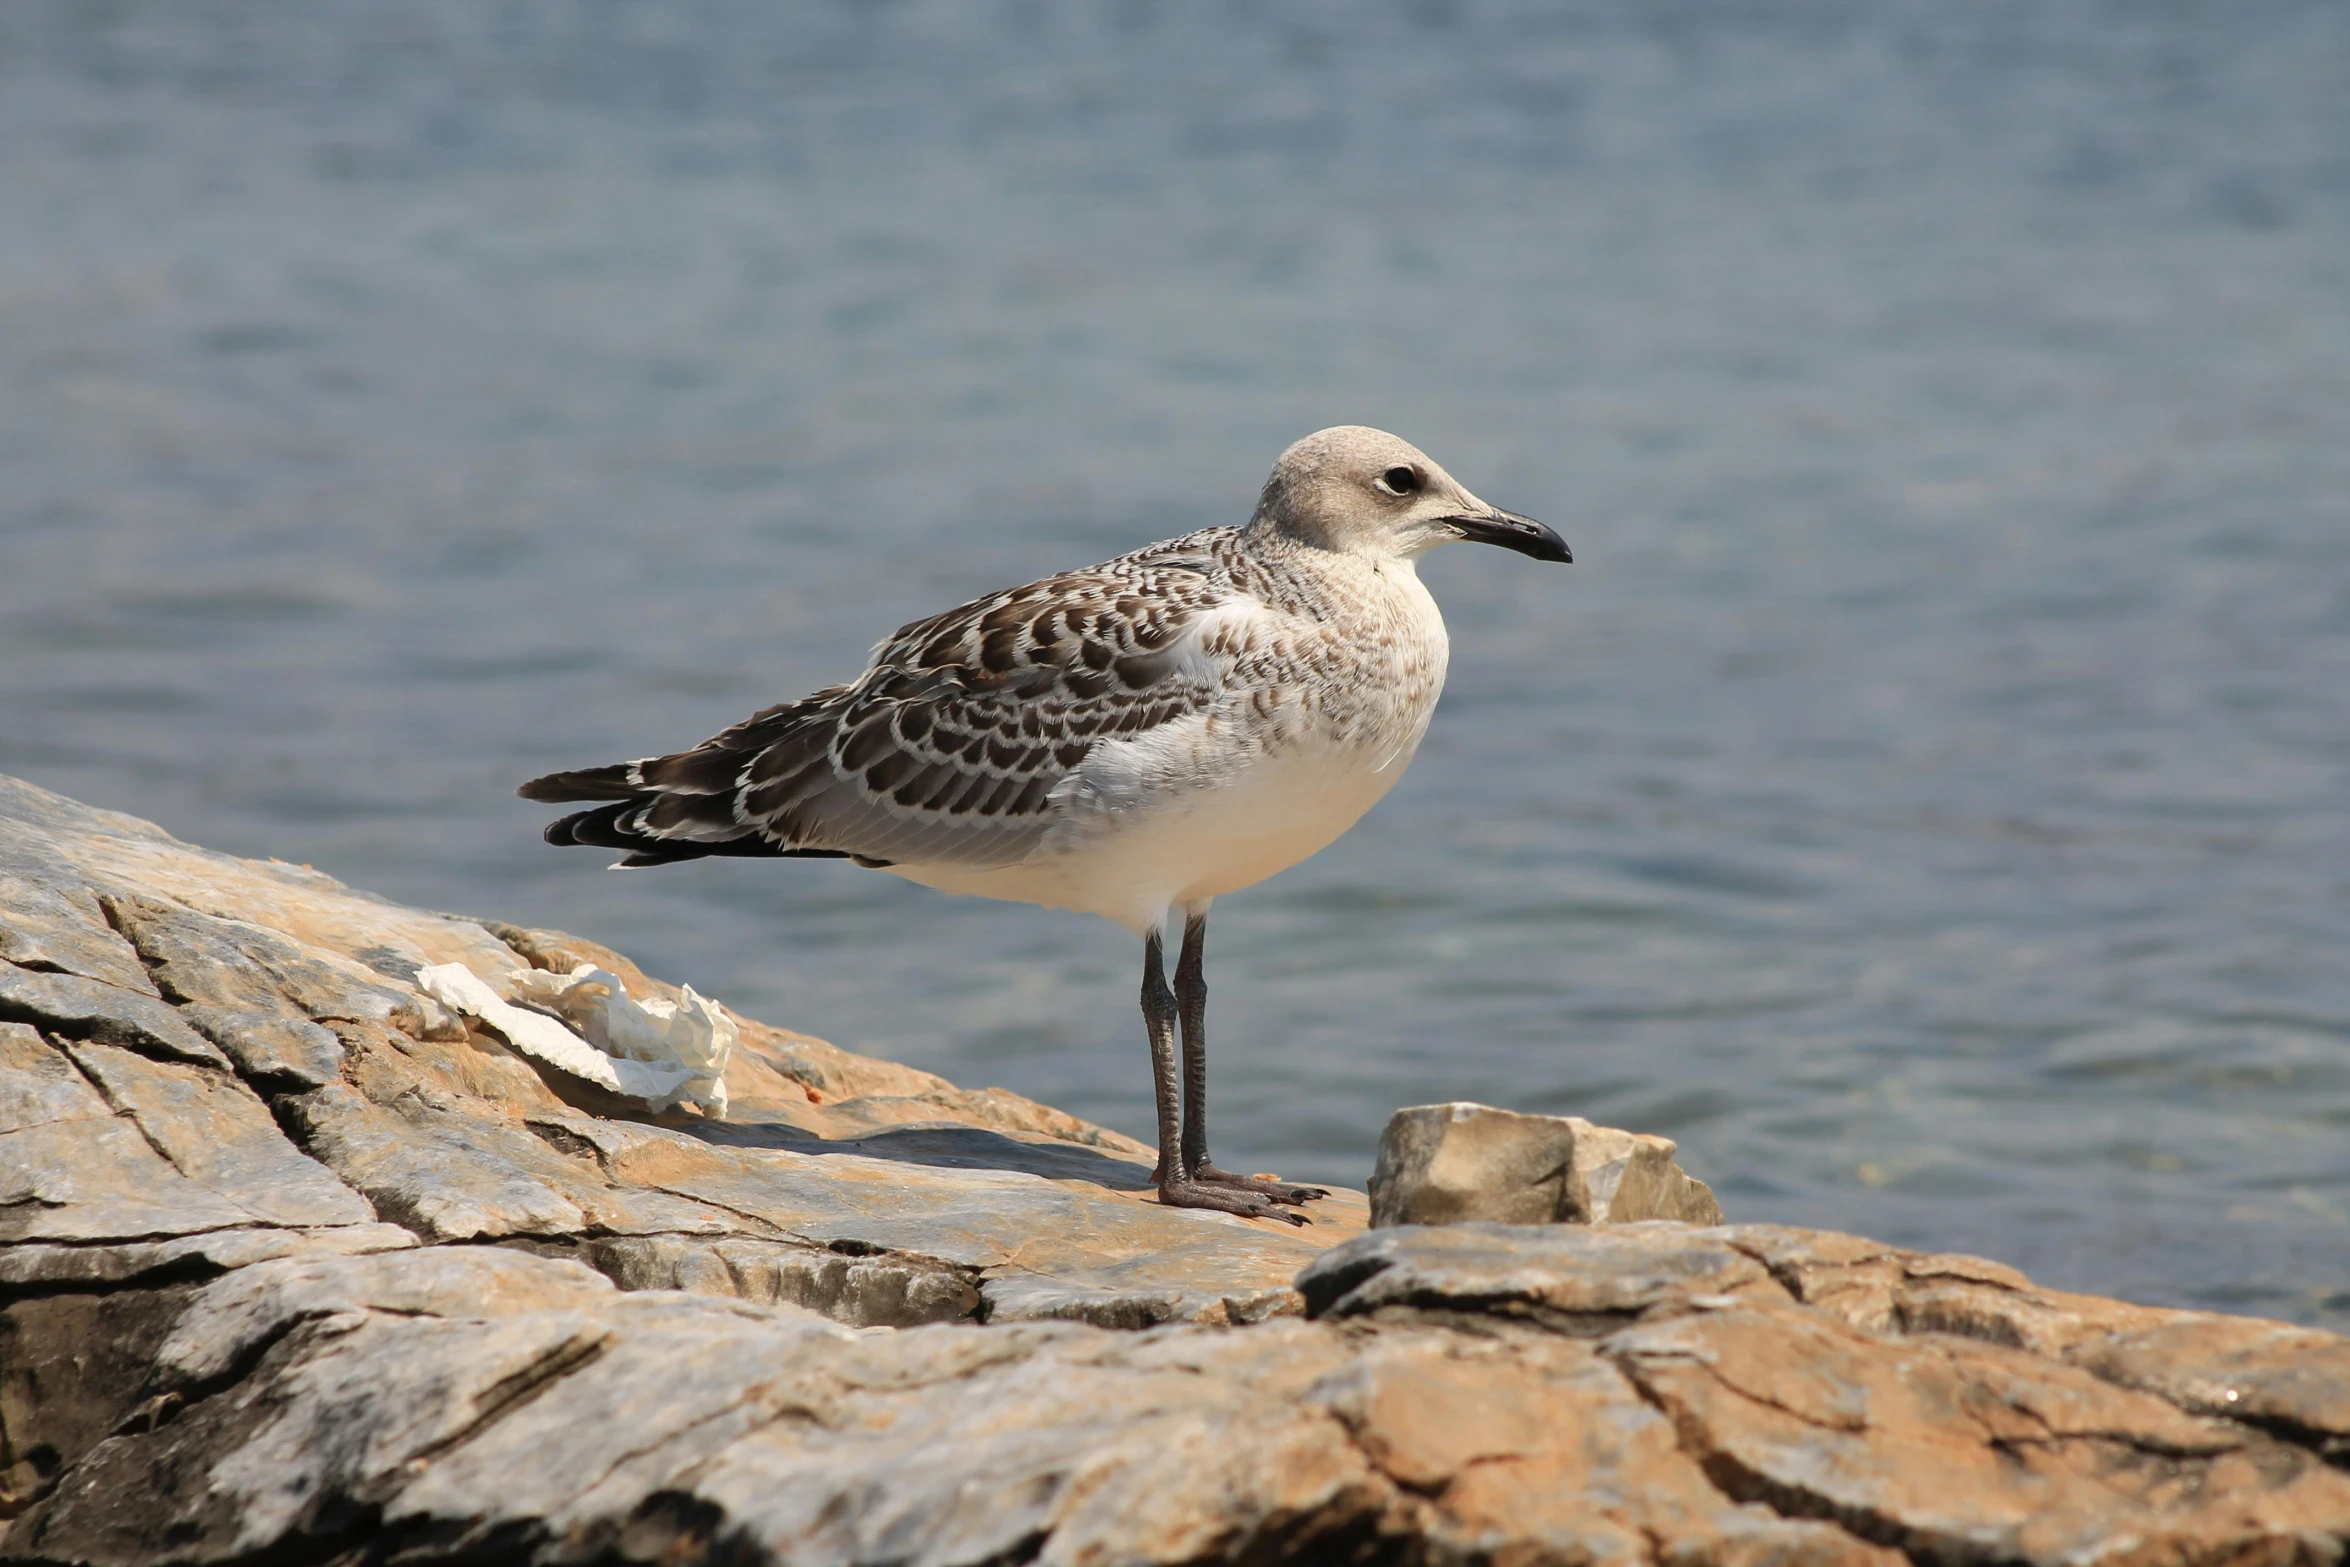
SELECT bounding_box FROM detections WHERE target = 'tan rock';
[1369,1099,1723,1227]
[57,1040,373,1230]
[1607,1297,2350,1567]
[1302,1220,1783,1326]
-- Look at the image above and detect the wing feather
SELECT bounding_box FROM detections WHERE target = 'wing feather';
[520,532,1266,869]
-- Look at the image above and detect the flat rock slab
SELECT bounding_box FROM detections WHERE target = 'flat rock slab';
[527,1110,1369,1315]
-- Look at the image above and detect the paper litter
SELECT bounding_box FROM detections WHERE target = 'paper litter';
[414,961,734,1115]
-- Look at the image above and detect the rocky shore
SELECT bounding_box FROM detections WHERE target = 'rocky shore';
[3,772,2347,1566]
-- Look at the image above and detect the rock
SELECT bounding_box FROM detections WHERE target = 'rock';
[558,1233,978,1328]
[0,773,526,995]
[101,892,420,1031]
[285,1081,593,1241]
[1725,1220,2350,1460]
[56,1040,374,1230]
[1299,1220,1780,1327]
[0,1225,417,1291]
[0,1027,335,1244]
[980,1272,1300,1329]
[0,1022,111,1136]
[0,874,155,995]
[177,1004,345,1089]
[0,1116,256,1244]
[0,963,226,1069]
[0,1286,200,1516]
[1368,1100,1723,1228]
[5,770,2350,1565]
[154,1248,621,1389]
[1607,1296,2350,1567]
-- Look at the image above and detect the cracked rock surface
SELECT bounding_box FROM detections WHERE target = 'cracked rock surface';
[3,770,2348,1566]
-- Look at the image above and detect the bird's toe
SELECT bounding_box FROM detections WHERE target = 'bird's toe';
[1156,1179,1314,1225]
[1192,1164,1328,1206]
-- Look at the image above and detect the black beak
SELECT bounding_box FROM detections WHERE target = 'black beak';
[1447,508,1572,563]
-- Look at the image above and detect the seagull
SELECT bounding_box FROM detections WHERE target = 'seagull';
[521,426,1570,1223]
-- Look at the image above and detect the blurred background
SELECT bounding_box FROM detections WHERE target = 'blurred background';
[3,2,2346,1324]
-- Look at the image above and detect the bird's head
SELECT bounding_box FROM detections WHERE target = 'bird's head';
[1249,425,1571,566]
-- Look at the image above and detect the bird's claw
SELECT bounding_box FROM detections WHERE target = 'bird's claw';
[1192,1163,1327,1207]
[1156,1179,1313,1225]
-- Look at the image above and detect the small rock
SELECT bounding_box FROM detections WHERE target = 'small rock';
[1368,1101,1721,1228]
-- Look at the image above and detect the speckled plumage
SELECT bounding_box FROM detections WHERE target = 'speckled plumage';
[526,426,1570,1221]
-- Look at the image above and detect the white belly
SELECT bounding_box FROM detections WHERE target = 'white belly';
[884,734,1422,933]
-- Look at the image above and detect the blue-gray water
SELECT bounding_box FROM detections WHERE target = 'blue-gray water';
[4,3,2346,1325]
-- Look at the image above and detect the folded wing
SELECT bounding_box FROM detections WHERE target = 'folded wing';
[522,552,1241,869]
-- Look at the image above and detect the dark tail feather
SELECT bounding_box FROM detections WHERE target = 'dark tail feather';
[519,764,641,803]
[540,802,857,867]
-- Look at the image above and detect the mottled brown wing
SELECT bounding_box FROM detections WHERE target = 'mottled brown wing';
[718,561,1236,866]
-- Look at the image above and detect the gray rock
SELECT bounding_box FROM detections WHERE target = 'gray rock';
[0,1224,417,1290]
[157,1247,619,1389]
[1297,1220,1781,1326]
[178,1004,345,1089]
[57,1040,375,1230]
[101,892,419,1031]
[1368,1100,1722,1228]
[286,1082,591,1241]
[1,1024,304,1243]
[0,872,157,994]
[0,1020,113,1135]
[0,961,227,1068]
[568,1233,978,1327]
[285,1083,759,1243]
[0,1285,199,1516]
[0,1116,257,1243]
[981,1272,1298,1329]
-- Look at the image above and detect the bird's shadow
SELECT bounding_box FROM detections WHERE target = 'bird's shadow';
[682,1115,1161,1192]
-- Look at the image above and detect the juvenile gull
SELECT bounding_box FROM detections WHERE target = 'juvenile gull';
[521,426,1571,1223]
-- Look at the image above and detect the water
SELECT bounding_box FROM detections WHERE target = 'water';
[4,1,2346,1325]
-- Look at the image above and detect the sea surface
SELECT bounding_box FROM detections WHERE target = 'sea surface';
[4,2,2346,1325]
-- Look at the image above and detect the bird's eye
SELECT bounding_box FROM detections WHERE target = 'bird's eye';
[1381,466,1421,495]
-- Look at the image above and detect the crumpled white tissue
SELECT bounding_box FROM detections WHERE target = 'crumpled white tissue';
[414,962,734,1115]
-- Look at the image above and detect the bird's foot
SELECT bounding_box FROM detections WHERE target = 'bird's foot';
[1155,1177,1312,1226]
[1190,1162,1328,1207]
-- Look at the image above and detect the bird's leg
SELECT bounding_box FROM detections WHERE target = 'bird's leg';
[1142,928,1181,1189]
[1173,908,1326,1208]
[1145,923,1308,1225]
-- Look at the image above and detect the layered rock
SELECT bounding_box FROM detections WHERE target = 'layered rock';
[1368,1100,1722,1227]
[2,772,2347,1566]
